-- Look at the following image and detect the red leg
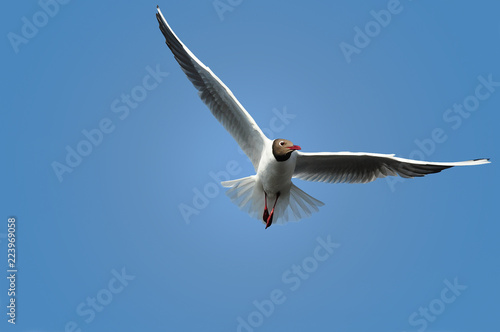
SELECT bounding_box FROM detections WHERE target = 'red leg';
[262,192,269,223]
[265,192,280,229]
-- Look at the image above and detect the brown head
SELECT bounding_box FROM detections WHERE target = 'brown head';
[272,139,301,162]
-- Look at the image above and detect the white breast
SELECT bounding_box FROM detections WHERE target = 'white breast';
[256,142,297,194]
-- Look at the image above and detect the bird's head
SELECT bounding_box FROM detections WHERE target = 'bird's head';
[272,139,301,162]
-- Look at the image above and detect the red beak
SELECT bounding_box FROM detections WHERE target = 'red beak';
[287,145,301,150]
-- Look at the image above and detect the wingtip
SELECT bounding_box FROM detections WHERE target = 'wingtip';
[471,158,491,164]
[156,6,165,24]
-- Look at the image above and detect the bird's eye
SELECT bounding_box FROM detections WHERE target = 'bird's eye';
[279,141,285,146]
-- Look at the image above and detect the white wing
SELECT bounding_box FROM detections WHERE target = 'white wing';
[156,7,270,170]
[293,151,490,184]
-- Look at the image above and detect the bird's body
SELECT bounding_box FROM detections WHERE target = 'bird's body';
[258,141,297,194]
[226,140,324,227]
[155,7,490,228]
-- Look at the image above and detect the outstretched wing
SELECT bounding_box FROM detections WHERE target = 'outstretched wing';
[293,151,490,184]
[156,7,269,170]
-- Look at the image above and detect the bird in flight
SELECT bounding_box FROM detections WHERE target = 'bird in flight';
[155,7,490,229]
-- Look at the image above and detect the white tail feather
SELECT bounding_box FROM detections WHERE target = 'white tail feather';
[221,177,324,225]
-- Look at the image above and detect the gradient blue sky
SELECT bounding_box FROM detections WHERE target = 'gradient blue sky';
[1,1,499,331]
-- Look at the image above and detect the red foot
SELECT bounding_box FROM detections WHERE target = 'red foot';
[265,213,273,229]
[263,192,269,224]
[264,192,280,229]
[263,209,269,222]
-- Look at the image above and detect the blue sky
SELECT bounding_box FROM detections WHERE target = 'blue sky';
[1,1,499,331]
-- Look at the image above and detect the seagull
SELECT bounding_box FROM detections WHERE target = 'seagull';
[155,7,490,228]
